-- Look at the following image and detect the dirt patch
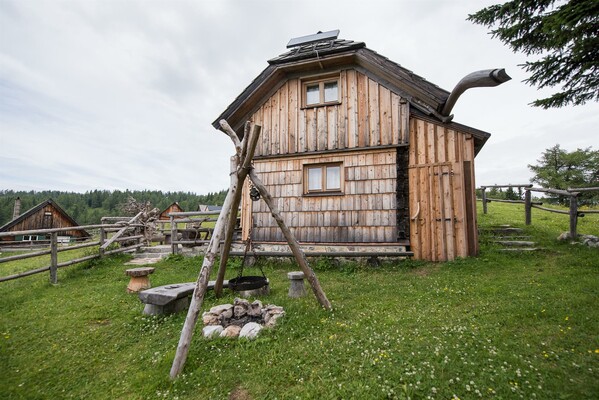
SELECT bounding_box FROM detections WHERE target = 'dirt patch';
[229,385,252,400]
[410,265,440,277]
[89,319,111,329]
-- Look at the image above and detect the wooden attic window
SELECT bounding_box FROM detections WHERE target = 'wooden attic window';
[302,74,340,108]
[303,162,344,195]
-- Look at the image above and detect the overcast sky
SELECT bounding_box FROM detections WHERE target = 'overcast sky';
[1,0,597,194]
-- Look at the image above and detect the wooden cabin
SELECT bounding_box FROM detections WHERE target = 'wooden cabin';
[159,202,185,220]
[213,33,495,261]
[0,199,90,244]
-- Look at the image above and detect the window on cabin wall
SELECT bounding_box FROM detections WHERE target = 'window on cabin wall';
[302,75,340,107]
[304,163,343,194]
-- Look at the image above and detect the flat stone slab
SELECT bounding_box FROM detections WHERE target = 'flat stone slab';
[125,267,155,277]
[138,280,229,306]
[125,258,162,265]
[287,271,305,280]
[494,240,536,247]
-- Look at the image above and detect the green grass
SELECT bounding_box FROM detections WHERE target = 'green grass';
[1,202,598,399]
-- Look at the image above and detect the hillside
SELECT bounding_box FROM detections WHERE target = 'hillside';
[0,189,228,226]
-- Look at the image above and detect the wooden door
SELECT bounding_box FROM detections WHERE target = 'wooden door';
[409,162,465,261]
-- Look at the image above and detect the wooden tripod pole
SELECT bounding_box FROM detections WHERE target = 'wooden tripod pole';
[249,169,333,311]
[170,122,261,379]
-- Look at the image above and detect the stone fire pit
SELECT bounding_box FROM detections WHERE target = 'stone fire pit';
[202,298,284,340]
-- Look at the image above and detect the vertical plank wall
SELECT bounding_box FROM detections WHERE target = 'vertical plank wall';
[250,69,409,157]
[408,117,478,261]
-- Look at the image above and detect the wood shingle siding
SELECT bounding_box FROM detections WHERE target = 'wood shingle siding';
[247,148,398,243]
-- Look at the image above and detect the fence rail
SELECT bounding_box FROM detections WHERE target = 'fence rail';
[167,210,223,255]
[0,214,144,283]
[478,184,599,238]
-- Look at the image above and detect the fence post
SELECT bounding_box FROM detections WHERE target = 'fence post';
[50,232,58,284]
[170,215,178,255]
[481,187,488,214]
[525,189,532,225]
[99,226,106,258]
[569,193,578,239]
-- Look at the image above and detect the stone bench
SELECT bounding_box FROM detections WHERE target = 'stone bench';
[138,280,228,315]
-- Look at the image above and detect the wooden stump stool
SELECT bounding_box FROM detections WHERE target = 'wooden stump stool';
[287,271,306,298]
[125,267,155,293]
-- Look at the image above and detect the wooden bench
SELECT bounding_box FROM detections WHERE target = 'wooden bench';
[138,280,228,315]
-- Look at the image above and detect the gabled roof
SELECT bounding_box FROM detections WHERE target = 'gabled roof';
[159,202,185,220]
[212,36,491,154]
[0,199,90,236]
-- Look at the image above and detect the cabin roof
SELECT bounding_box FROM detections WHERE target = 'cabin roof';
[212,36,491,153]
[0,199,90,236]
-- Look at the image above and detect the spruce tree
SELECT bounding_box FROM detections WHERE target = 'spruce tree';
[468,0,599,108]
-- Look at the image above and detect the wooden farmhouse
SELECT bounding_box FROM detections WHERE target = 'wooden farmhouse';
[159,202,185,220]
[214,32,507,261]
[0,199,90,244]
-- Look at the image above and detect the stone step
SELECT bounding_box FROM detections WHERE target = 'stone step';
[492,236,532,240]
[499,247,543,252]
[133,252,170,259]
[489,227,524,235]
[494,240,537,247]
[141,245,172,254]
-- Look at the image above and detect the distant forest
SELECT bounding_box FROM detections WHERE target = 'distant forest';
[0,189,228,226]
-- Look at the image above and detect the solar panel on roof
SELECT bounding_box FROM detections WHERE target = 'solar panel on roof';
[286,30,340,48]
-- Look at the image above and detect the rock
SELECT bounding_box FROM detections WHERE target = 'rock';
[220,325,241,338]
[239,322,262,340]
[264,312,284,328]
[264,305,285,315]
[557,232,571,241]
[234,298,250,318]
[247,300,263,317]
[202,312,219,326]
[209,304,233,316]
[202,325,223,338]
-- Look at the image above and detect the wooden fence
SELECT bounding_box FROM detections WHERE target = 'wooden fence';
[166,211,221,255]
[479,184,599,238]
[0,213,145,284]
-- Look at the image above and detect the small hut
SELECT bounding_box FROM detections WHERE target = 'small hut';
[159,202,185,221]
[0,199,90,244]
[213,31,509,261]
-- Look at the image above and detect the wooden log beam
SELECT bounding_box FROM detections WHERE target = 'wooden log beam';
[171,123,261,379]
[479,184,532,189]
[567,187,599,193]
[214,158,245,297]
[169,163,239,378]
[0,266,51,282]
[530,204,570,215]
[50,232,58,284]
[569,195,578,239]
[215,123,262,296]
[524,189,532,226]
[249,169,333,311]
[481,187,488,214]
[0,224,112,238]
[529,187,573,196]
[168,211,222,217]
[100,211,143,250]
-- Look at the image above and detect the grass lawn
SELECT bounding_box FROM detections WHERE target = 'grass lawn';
[1,202,598,399]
